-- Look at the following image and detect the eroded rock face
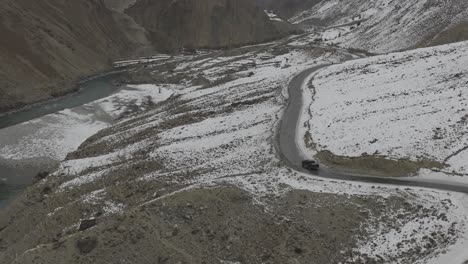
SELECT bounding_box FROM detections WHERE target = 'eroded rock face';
[256,0,323,19]
[126,0,287,52]
[79,219,97,232]
[0,0,135,113]
[0,0,293,113]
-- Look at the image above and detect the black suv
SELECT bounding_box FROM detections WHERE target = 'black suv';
[302,160,319,171]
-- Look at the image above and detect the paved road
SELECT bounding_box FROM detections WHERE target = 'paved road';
[277,65,468,194]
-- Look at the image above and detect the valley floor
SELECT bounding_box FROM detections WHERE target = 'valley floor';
[0,35,467,263]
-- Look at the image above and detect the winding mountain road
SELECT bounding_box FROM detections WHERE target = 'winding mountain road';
[277,64,468,194]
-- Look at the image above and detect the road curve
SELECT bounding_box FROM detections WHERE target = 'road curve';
[277,65,468,194]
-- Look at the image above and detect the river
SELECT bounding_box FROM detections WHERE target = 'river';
[0,72,121,129]
[0,72,121,210]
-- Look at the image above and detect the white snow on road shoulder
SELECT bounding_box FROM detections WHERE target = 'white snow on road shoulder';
[304,41,468,179]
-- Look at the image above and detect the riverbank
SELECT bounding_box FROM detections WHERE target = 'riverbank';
[0,157,58,210]
[0,82,175,210]
[0,70,128,130]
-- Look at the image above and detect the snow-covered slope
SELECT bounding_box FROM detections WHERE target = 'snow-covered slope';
[264,10,284,22]
[1,37,467,263]
[0,84,174,162]
[291,0,468,53]
[303,41,468,183]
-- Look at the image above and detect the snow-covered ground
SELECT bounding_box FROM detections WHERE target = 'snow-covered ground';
[290,0,468,53]
[2,36,468,263]
[24,37,466,263]
[426,193,468,264]
[55,47,322,190]
[0,84,174,162]
[302,41,468,186]
[98,84,174,119]
[264,10,283,22]
[358,191,468,264]
[0,109,108,161]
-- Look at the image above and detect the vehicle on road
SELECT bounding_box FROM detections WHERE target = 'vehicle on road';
[302,160,319,171]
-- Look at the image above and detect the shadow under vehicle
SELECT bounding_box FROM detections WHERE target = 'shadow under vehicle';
[302,160,319,171]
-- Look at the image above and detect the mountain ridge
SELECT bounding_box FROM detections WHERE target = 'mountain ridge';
[0,0,135,114]
[0,0,289,114]
[289,0,468,53]
[125,0,290,52]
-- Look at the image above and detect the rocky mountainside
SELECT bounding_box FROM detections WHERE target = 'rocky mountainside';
[102,0,136,12]
[1,36,466,264]
[290,0,468,53]
[101,0,154,55]
[125,0,290,52]
[0,0,136,114]
[0,0,289,114]
[256,0,322,19]
[2,2,468,263]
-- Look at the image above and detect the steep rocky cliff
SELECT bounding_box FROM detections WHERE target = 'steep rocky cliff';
[126,0,289,52]
[0,0,290,113]
[0,0,136,113]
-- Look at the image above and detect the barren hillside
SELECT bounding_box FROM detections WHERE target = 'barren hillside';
[256,0,322,19]
[126,0,290,52]
[1,36,467,264]
[0,0,290,113]
[0,0,136,113]
[290,0,468,53]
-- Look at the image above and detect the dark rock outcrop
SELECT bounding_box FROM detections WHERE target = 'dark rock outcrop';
[126,0,289,52]
[0,0,137,114]
[79,219,97,232]
[0,0,293,113]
